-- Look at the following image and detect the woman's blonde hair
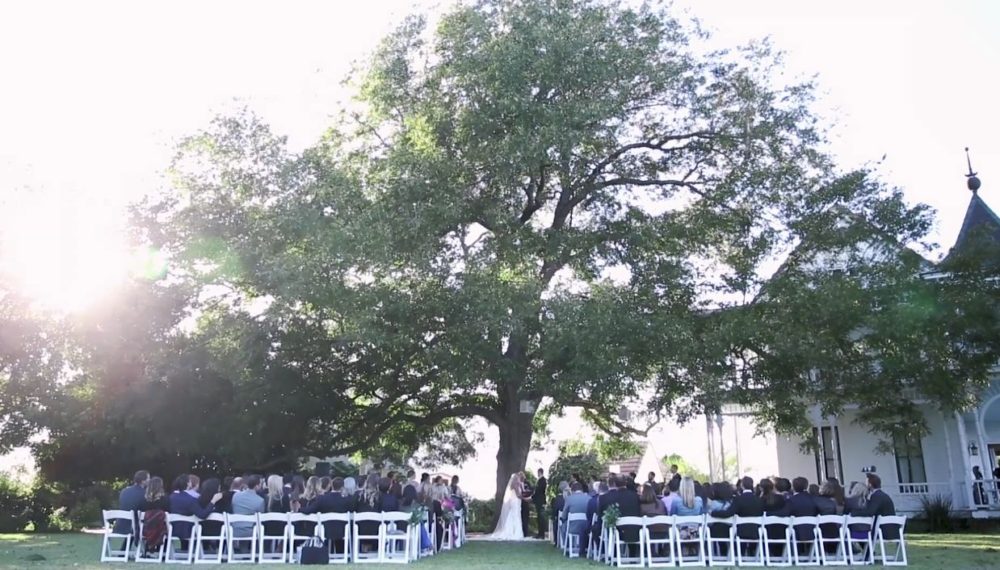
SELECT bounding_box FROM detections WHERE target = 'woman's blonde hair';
[302,476,321,502]
[267,474,283,504]
[679,476,696,509]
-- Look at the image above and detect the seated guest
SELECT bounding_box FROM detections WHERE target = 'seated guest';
[551,481,569,547]
[168,474,223,547]
[759,478,785,513]
[356,474,382,552]
[562,482,591,550]
[215,477,235,513]
[808,483,820,496]
[115,470,149,536]
[302,476,320,506]
[775,477,792,499]
[266,475,286,512]
[137,477,169,554]
[844,481,868,515]
[821,479,846,515]
[343,477,358,498]
[231,475,265,540]
[814,484,837,515]
[674,477,703,515]
[379,477,400,512]
[855,474,897,538]
[186,474,201,499]
[712,477,764,546]
[773,476,819,550]
[638,483,668,542]
[587,482,607,552]
[708,482,734,512]
[661,479,681,514]
[198,478,222,510]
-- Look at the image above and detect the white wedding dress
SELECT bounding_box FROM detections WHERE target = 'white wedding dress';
[485,475,525,540]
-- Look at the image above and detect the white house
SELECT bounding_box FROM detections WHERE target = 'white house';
[771,170,1000,516]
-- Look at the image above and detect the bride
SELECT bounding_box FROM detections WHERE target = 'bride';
[487,473,525,540]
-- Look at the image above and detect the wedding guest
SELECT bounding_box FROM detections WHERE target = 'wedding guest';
[231,475,265,546]
[646,471,662,495]
[115,470,148,536]
[355,474,381,552]
[343,477,358,498]
[302,476,321,505]
[814,483,837,515]
[137,477,169,554]
[675,477,703,515]
[844,481,868,515]
[808,483,820,496]
[759,478,785,512]
[587,482,608,553]
[266,475,285,512]
[820,479,845,514]
[379,477,400,511]
[775,477,792,499]
[215,477,235,513]
[562,482,590,554]
[551,481,569,546]
[405,470,418,491]
[669,464,681,487]
[139,476,170,511]
[186,474,201,499]
[708,482,734,512]
[710,477,764,544]
[661,479,681,514]
[639,483,669,540]
[169,475,223,546]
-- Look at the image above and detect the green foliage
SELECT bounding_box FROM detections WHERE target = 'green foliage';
[918,494,953,533]
[0,473,31,533]
[602,503,621,527]
[548,450,603,498]
[466,498,497,533]
[662,454,709,483]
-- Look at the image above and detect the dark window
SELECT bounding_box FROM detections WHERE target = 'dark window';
[812,426,844,483]
[893,433,927,492]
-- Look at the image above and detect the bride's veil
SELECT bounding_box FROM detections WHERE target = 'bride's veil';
[490,473,522,537]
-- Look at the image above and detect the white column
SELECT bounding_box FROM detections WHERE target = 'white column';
[955,411,976,509]
[706,415,716,482]
[941,411,957,505]
[830,415,842,482]
[716,414,726,481]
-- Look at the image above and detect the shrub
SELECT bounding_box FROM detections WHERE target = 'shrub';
[548,451,604,499]
[466,498,496,533]
[0,473,32,533]
[918,494,953,532]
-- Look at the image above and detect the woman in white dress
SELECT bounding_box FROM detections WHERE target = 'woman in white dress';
[488,473,525,540]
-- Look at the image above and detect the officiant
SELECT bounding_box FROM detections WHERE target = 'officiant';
[520,471,533,536]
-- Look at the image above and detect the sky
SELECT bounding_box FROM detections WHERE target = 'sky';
[1,0,999,491]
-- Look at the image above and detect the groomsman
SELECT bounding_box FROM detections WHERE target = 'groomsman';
[533,468,548,539]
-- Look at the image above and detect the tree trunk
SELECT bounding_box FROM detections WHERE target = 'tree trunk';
[491,405,535,530]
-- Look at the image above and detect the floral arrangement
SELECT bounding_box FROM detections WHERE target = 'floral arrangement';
[602,503,621,527]
[408,506,428,525]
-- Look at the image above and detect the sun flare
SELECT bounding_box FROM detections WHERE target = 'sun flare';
[0,192,132,312]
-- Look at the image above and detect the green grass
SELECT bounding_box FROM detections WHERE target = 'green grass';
[1,532,999,568]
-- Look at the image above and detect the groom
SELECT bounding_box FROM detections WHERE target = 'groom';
[532,468,548,539]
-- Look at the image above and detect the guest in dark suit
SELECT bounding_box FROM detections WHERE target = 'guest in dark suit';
[115,470,149,536]
[711,477,764,541]
[669,465,681,488]
[587,482,606,554]
[533,468,548,539]
[646,471,663,496]
[759,478,785,513]
[773,476,819,554]
[302,478,354,554]
[168,474,223,546]
[599,474,642,544]
[379,478,400,512]
[855,474,897,538]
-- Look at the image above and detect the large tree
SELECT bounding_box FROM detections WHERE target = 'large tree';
[141,0,868,507]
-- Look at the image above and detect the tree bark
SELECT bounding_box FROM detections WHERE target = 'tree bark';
[491,404,535,529]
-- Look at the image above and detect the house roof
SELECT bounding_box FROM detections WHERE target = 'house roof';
[943,192,1000,263]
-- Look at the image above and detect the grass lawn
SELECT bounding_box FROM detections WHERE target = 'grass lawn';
[1,532,999,568]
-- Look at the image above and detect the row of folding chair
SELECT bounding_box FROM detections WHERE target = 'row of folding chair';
[101,509,466,564]
[575,513,906,567]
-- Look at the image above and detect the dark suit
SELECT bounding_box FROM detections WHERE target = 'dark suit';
[115,484,145,535]
[855,489,898,539]
[773,492,819,543]
[599,488,642,543]
[712,491,764,541]
[533,477,547,538]
[521,481,533,536]
[813,495,836,515]
[302,492,354,552]
[587,494,600,551]
[168,492,215,542]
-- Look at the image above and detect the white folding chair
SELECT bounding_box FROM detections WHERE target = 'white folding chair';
[673,515,706,567]
[613,516,646,567]
[586,514,603,561]
[874,515,907,566]
[762,516,793,566]
[563,513,588,558]
[257,512,290,563]
[845,515,875,566]
[817,515,848,566]
[382,511,412,564]
[316,512,352,564]
[193,513,227,564]
[642,515,676,567]
[790,516,821,566]
[100,509,136,562]
[734,516,765,567]
[225,513,258,563]
[420,511,435,557]
[705,516,736,567]
[440,514,455,551]
[453,509,465,548]
[352,512,384,563]
[288,513,320,556]
[164,514,199,564]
